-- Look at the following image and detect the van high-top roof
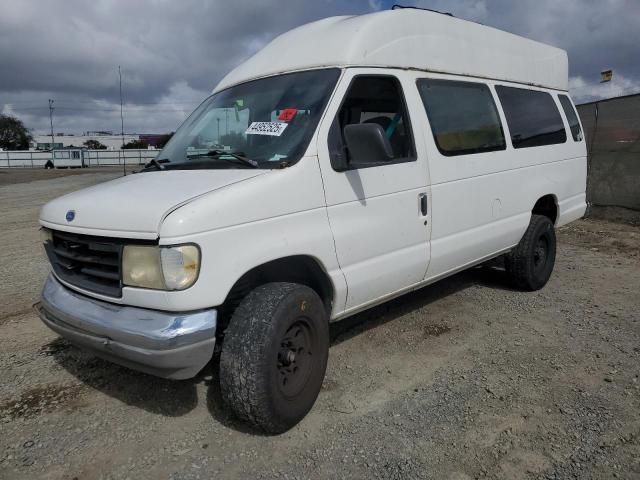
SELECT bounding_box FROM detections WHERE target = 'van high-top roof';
[214,9,568,93]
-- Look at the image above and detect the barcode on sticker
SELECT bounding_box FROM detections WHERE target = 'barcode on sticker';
[245,122,288,136]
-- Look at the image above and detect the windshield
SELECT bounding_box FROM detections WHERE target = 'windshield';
[157,69,340,169]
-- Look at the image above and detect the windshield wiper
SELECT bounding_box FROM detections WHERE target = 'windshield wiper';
[141,158,171,171]
[186,149,259,168]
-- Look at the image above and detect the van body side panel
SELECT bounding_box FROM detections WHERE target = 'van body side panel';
[412,72,587,280]
[557,190,587,227]
[553,94,588,226]
[414,72,524,278]
[427,156,585,277]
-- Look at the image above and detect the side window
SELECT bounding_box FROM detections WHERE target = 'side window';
[558,94,584,141]
[329,75,415,170]
[496,86,567,148]
[416,79,506,156]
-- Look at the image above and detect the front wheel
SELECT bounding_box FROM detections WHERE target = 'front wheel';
[219,282,329,434]
[505,214,556,291]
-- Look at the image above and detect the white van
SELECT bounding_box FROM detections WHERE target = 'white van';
[36,8,587,433]
[48,149,85,168]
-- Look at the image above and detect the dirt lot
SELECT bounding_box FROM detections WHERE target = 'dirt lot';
[1,170,638,480]
[0,167,139,187]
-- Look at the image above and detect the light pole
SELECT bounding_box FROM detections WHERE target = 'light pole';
[48,99,55,155]
[119,66,126,176]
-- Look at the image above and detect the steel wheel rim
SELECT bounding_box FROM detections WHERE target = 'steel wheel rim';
[533,235,549,271]
[276,319,314,398]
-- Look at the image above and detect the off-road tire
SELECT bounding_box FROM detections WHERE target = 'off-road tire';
[505,214,556,291]
[219,282,329,434]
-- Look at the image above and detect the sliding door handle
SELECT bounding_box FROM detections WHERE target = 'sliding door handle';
[419,193,428,216]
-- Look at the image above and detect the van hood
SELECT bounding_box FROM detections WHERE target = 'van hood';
[40,169,266,239]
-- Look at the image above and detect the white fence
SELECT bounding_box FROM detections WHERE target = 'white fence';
[0,150,51,168]
[82,150,159,167]
[0,149,159,168]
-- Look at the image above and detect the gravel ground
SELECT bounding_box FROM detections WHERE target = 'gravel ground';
[0,170,638,480]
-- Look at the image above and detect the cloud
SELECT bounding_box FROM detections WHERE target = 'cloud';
[407,0,640,86]
[1,0,638,133]
[569,73,640,104]
[0,0,376,133]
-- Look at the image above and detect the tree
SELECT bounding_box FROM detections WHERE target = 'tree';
[0,114,33,150]
[122,139,148,149]
[83,139,107,150]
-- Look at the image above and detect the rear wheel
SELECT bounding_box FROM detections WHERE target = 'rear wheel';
[505,214,556,291]
[219,282,329,434]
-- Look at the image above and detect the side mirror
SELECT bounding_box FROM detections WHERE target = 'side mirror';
[343,123,394,169]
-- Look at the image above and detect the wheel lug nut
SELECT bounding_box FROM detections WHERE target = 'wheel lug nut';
[286,351,295,364]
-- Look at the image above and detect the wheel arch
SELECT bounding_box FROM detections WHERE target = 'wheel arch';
[532,194,558,225]
[220,255,335,328]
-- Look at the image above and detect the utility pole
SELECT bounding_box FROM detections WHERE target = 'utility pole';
[48,99,55,156]
[225,108,229,135]
[217,118,220,140]
[119,65,126,176]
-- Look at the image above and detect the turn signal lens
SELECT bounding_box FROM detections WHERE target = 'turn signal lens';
[160,245,200,290]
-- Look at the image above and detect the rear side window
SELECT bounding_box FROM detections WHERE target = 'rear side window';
[558,94,584,141]
[496,86,567,148]
[417,79,506,156]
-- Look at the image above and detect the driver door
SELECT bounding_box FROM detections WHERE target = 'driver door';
[316,69,431,314]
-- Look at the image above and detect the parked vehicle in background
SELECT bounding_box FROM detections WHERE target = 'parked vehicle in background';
[35,7,587,433]
[46,149,85,168]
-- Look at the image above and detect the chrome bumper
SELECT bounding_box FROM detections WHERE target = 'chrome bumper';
[36,274,217,379]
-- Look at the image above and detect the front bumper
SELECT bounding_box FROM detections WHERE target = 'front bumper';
[35,274,217,379]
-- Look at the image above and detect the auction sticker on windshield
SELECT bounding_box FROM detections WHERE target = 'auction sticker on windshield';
[245,122,288,136]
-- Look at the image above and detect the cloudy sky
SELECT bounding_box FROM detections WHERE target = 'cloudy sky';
[1,0,638,135]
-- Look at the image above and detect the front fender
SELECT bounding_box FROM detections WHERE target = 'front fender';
[162,207,345,312]
[155,157,347,315]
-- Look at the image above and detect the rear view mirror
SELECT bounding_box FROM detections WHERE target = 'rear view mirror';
[343,123,394,168]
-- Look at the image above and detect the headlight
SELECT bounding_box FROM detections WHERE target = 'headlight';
[122,244,200,291]
[122,245,164,289]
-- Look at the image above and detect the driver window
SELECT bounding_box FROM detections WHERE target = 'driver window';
[329,75,416,171]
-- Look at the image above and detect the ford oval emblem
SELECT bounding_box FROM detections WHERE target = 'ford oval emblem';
[65,210,76,222]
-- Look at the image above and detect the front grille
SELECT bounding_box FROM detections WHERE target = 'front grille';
[45,231,124,298]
